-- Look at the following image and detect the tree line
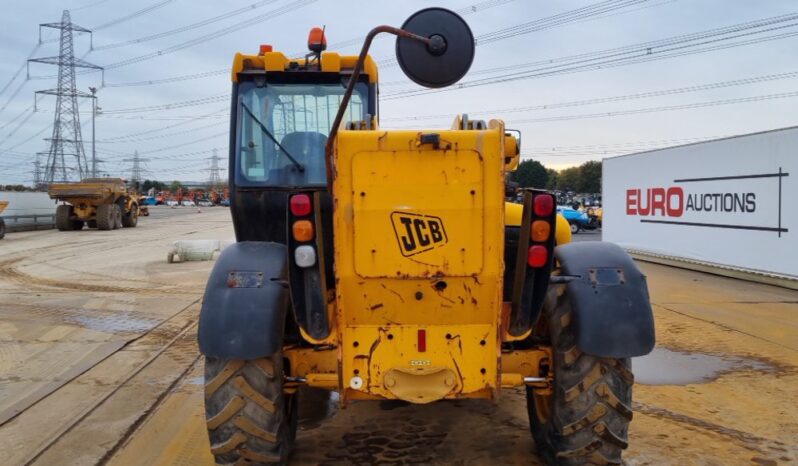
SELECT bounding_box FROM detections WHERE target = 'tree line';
[509,160,602,193]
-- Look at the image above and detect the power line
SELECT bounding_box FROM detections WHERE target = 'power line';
[0,44,40,99]
[509,89,798,124]
[376,0,662,69]
[96,121,224,143]
[92,0,281,51]
[100,131,227,160]
[88,0,521,89]
[101,93,229,114]
[95,106,227,141]
[102,0,318,70]
[72,0,112,12]
[386,90,798,129]
[92,0,177,31]
[382,12,798,100]
[103,69,228,88]
[381,70,798,122]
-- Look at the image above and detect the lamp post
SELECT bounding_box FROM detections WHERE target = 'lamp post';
[89,86,98,177]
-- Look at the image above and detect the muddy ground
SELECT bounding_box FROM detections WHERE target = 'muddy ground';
[0,206,795,465]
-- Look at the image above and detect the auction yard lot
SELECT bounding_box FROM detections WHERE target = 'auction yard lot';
[0,206,795,465]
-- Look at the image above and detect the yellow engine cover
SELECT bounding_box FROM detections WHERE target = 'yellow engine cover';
[333,123,508,402]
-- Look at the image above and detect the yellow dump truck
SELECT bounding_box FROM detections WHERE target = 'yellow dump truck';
[48,178,140,231]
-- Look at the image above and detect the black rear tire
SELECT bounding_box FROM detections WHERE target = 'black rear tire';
[0,218,5,239]
[87,220,97,229]
[55,205,74,231]
[121,203,138,227]
[204,355,297,465]
[113,204,123,229]
[527,290,634,466]
[96,204,114,230]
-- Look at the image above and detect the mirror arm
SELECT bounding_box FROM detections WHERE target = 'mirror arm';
[324,25,430,192]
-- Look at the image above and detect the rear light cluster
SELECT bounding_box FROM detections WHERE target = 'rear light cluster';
[527,194,554,268]
[290,194,316,268]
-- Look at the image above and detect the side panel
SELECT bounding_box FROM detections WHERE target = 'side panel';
[198,242,289,359]
[554,242,655,358]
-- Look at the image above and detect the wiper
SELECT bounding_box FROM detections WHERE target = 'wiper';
[241,102,304,172]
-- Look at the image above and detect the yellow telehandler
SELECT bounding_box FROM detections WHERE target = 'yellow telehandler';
[198,8,655,465]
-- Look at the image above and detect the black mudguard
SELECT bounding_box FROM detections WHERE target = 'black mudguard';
[554,242,655,358]
[198,241,289,360]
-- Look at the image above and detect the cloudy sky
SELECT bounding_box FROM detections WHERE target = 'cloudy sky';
[0,0,797,184]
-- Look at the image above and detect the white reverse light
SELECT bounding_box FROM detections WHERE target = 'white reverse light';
[294,245,316,268]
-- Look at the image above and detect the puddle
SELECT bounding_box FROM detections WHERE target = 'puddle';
[298,387,339,430]
[186,376,204,385]
[71,315,159,334]
[633,347,775,385]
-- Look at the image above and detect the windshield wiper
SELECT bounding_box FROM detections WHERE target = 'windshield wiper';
[241,102,304,172]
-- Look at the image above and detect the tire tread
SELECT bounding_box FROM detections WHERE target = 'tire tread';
[527,291,634,466]
[204,356,294,466]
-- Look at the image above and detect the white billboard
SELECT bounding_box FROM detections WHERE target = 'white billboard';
[603,126,797,280]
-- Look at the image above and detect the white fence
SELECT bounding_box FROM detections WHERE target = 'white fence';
[603,126,796,280]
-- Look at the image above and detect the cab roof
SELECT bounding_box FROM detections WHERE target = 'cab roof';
[231,51,378,84]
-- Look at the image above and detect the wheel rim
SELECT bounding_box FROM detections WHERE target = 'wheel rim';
[570,223,578,234]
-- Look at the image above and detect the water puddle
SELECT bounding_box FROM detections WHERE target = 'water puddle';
[71,314,159,334]
[633,347,775,385]
[186,376,204,385]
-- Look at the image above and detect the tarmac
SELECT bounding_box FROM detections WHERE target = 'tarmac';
[0,206,795,465]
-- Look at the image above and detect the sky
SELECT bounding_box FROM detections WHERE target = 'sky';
[0,0,797,184]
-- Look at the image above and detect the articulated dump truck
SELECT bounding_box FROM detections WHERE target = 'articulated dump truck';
[197,8,655,466]
[48,178,141,231]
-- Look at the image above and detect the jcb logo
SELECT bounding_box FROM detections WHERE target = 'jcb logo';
[390,212,448,257]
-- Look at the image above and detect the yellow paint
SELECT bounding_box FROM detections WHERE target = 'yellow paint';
[231,50,378,83]
[503,134,519,171]
[48,178,137,221]
[332,122,508,403]
[555,213,572,245]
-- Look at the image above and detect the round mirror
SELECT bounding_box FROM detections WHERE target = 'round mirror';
[395,8,475,88]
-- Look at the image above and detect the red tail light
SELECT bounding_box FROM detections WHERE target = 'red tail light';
[290,194,311,216]
[527,245,548,268]
[534,194,554,217]
[418,329,426,352]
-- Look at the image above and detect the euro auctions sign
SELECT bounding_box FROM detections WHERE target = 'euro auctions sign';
[603,127,797,280]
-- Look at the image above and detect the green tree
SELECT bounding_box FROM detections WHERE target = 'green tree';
[577,160,602,193]
[510,159,548,188]
[545,168,558,190]
[170,180,185,192]
[556,167,580,191]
